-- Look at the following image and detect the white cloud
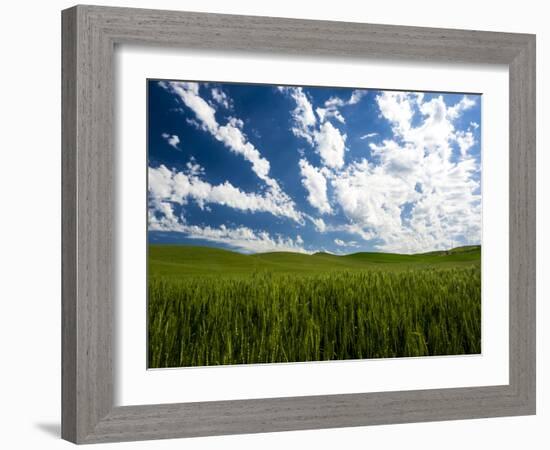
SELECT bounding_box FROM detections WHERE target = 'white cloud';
[324,96,345,108]
[309,217,327,233]
[161,133,181,150]
[314,122,346,169]
[214,120,272,185]
[360,132,378,140]
[184,224,309,254]
[376,91,415,136]
[316,106,345,124]
[160,81,218,133]
[348,89,367,105]
[161,81,280,191]
[315,90,366,125]
[148,161,309,253]
[150,219,309,254]
[160,81,305,226]
[334,238,358,247]
[186,118,201,129]
[211,87,232,109]
[411,96,456,156]
[279,86,317,144]
[185,157,204,176]
[332,158,419,252]
[325,89,366,108]
[281,87,348,170]
[299,159,332,214]
[369,139,423,176]
[315,107,326,123]
[149,164,303,223]
[148,200,184,232]
[158,82,480,255]
[331,92,481,253]
[448,95,476,119]
[340,224,376,241]
[454,130,476,156]
[376,92,479,158]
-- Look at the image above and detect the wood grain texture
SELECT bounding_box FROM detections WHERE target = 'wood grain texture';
[61,7,77,443]
[62,5,114,442]
[508,36,536,408]
[61,4,536,444]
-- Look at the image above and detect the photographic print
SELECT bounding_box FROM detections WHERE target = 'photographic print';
[147,79,482,369]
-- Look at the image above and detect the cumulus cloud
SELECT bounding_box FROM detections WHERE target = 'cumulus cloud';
[161,133,181,150]
[186,118,201,129]
[299,159,332,214]
[314,122,346,169]
[278,86,317,144]
[448,95,476,119]
[215,119,272,185]
[149,164,303,223]
[184,224,309,254]
[348,89,367,105]
[309,217,327,233]
[148,200,184,232]
[155,82,480,255]
[334,238,358,247]
[325,89,367,108]
[315,89,366,125]
[160,81,281,192]
[211,87,232,109]
[150,218,309,254]
[316,106,345,124]
[281,87,348,170]
[454,130,476,156]
[160,81,218,133]
[331,91,481,253]
[376,91,415,136]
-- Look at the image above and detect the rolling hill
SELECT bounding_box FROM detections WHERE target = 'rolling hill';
[148,244,481,279]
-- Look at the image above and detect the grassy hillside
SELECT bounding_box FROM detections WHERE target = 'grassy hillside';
[148,244,481,368]
[148,244,481,279]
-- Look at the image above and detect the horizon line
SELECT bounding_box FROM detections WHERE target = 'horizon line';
[148,243,482,257]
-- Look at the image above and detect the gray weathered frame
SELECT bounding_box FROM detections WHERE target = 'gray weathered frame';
[62,4,536,444]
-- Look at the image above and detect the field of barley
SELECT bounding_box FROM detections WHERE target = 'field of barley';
[148,245,481,368]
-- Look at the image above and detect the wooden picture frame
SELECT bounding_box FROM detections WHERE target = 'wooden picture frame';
[62,5,536,444]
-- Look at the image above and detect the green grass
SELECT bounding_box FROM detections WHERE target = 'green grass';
[149,244,481,278]
[148,245,481,368]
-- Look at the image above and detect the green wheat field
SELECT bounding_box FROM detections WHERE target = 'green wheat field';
[148,245,481,368]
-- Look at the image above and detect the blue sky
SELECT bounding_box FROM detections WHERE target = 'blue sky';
[148,79,481,254]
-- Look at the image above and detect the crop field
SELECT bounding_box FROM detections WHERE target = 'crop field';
[148,245,481,368]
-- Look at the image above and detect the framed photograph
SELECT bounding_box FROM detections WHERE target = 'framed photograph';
[62,5,536,444]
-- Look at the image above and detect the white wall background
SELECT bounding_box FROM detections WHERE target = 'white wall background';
[0,0,546,448]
